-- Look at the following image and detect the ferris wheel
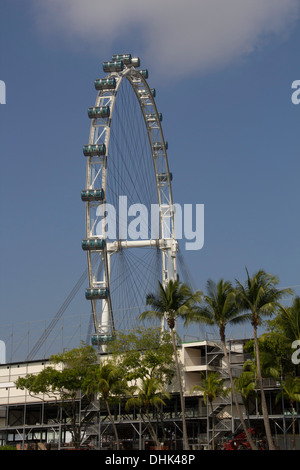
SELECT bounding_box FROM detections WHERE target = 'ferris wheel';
[82,54,178,347]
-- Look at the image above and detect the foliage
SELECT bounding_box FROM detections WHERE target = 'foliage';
[266,296,300,342]
[192,372,229,450]
[83,360,130,450]
[235,268,293,450]
[235,268,292,329]
[83,361,129,403]
[276,375,300,450]
[126,377,170,449]
[192,371,229,406]
[140,279,202,329]
[186,278,258,450]
[185,279,248,339]
[107,326,175,384]
[15,344,98,448]
[141,280,202,450]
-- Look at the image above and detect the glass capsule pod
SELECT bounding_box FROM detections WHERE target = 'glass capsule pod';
[111,53,132,64]
[153,141,168,151]
[138,88,156,98]
[88,106,110,119]
[131,57,140,67]
[91,334,114,345]
[94,78,116,90]
[103,60,124,73]
[146,113,162,122]
[83,143,106,156]
[157,172,173,182]
[85,288,109,300]
[82,238,106,250]
[81,189,105,201]
[140,69,148,79]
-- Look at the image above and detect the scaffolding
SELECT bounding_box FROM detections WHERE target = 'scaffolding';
[0,340,299,450]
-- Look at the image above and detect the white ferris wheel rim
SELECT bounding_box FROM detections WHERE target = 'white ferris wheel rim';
[83,55,178,344]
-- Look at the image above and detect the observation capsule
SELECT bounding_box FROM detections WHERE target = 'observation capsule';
[131,57,140,67]
[88,106,110,119]
[82,238,106,251]
[111,53,132,64]
[81,189,105,202]
[85,288,109,300]
[138,88,156,98]
[146,113,162,122]
[103,60,124,73]
[153,141,168,151]
[140,69,148,79]
[91,334,114,345]
[94,78,116,90]
[83,143,106,156]
[157,172,173,182]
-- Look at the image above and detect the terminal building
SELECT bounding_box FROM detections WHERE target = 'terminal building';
[0,338,299,450]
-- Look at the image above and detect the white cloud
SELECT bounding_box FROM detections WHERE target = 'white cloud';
[32,0,300,78]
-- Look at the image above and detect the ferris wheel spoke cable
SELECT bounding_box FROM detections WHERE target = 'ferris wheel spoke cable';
[110,249,160,329]
[26,267,89,360]
[110,88,155,205]
[109,119,154,210]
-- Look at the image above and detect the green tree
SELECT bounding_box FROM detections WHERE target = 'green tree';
[235,268,293,450]
[108,326,175,385]
[262,296,300,377]
[16,344,97,448]
[140,280,202,450]
[192,372,229,450]
[126,377,170,449]
[83,361,129,450]
[276,376,300,450]
[234,364,257,431]
[186,279,257,449]
[278,297,300,340]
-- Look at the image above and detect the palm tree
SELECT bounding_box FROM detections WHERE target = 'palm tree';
[278,297,300,375]
[276,296,300,342]
[185,279,258,450]
[276,375,300,450]
[192,372,229,450]
[234,364,257,431]
[140,279,202,450]
[83,361,128,450]
[235,268,293,450]
[126,377,170,449]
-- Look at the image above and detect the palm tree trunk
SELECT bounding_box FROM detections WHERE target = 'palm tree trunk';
[291,401,296,451]
[210,401,215,450]
[253,325,275,450]
[145,410,161,449]
[170,327,189,450]
[105,398,120,450]
[220,335,257,450]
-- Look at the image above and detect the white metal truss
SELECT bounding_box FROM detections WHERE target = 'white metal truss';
[83,56,178,345]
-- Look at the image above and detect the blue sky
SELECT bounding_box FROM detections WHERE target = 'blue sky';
[0,1,299,347]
